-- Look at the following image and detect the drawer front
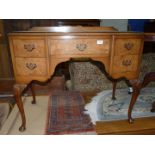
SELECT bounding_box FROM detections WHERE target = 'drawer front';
[15,58,48,76]
[112,55,139,73]
[12,38,46,57]
[50,39,110,56]
[114,38,142,56]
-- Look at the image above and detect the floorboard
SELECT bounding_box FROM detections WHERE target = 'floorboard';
[96,117,155,135]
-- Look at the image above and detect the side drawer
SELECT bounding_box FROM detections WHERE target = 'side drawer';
[15,58,48,76]
[49,38,111,56]
[114,38,143,56]
[112,55,140,73]
[12,37,46,57]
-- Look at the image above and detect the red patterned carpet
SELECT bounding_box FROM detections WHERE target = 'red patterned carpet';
[45,91,94,135]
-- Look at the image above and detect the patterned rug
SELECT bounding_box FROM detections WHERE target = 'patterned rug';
[45,91,94,135]
[85,87,155,124]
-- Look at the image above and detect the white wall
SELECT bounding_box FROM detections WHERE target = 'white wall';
[100,19,128,31]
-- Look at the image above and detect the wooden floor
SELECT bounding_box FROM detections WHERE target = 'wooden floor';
[96,117,155,135]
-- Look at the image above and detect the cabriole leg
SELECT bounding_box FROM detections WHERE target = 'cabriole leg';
[112,81,117,100]
[30,83,36,104]
[13,84,27,132]
[128,80,141,123]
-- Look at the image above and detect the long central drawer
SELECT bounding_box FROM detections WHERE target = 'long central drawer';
[49,38,111,57]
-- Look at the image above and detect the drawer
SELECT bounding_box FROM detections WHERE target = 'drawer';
[15,58,48,76]
[50,38,111,56]
[12,38,46,57]
[114,38,142,56]
[112,55,140,73]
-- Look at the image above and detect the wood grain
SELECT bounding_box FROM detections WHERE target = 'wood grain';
[12,37,46,58]
[112,55,139,73]
[49,38,110,57]
[15,58,48,76]
[96,117,155,135]
[114,38,142,56]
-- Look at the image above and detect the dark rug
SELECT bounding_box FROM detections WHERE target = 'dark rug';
[45,91,94,135]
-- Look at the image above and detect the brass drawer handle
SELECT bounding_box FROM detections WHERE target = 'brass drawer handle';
[24,44,35,52]
[76,44,87,51]
[26,63,37,70]
[122,59,131,66]
[124,42,134,50]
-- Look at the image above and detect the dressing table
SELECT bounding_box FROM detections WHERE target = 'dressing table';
[8,26,145,131]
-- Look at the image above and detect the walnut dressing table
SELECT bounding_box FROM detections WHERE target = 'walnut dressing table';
[8,26,144,131]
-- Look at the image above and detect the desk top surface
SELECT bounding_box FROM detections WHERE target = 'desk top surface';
[9,26,145,36]
[17,26,118,33]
